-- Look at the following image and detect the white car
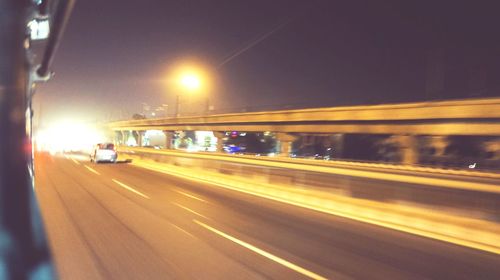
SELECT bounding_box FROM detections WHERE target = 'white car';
[90,143,117,163]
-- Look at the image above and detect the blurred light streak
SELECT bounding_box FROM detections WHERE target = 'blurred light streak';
[112,179,150,199]
[169,223,194,238]
[174,190,207,203]
[84,165,100,175]
[172,203,209,219]
[129,156,500,254]
[194,220,328,280]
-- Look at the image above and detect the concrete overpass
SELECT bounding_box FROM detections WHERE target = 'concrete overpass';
[108,98,500,165]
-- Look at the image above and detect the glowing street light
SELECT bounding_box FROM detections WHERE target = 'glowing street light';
[180,73,202,91]
[163,60,214,117]
[175,71,203,117]
[171,64,210,117]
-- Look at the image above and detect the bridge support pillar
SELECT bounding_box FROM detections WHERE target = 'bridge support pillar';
[276,133,297,157]
[484,139,500,160]
[398,135,418,165]
[163,131,174,149]
[133,131,144,147]
[330,134,344,158]
[213,132,225,153]
[113,131,120,146]
[122,131,129,146]
[117,131,127,146]
[427,136,449,156]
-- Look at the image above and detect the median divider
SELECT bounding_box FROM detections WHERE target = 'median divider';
[118,147,500,254]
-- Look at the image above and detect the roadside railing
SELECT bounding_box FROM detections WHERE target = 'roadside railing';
[118,146,500,222]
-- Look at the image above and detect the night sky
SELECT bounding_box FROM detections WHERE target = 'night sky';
[34,0,500,125]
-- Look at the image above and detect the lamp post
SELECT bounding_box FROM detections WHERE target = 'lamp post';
[174,71,203,117]
[175,94,180,117]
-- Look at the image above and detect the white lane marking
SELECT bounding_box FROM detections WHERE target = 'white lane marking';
[84,165,100,175]
[175,190,207,203]
[194,220,328,280]
[112,179,150,199]
[173,203,209,220]
[71,158,80,165]
[169,222,195,238]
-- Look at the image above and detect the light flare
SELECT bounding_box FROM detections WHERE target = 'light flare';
[35,121,106,154]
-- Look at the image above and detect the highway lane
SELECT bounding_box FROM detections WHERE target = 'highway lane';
[34,153,500,279]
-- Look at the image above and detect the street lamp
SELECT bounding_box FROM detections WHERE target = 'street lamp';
[174,68,205,117]
[180,74,201,91]
[165,61,213,117]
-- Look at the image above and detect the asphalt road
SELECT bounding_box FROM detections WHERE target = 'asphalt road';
[34,153,500,280]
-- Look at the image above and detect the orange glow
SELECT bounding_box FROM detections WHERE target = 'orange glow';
[35,121,106,154]
[163,59,214,95]
[180,73,201,91]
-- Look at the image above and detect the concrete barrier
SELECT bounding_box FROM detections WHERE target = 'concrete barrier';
[120,150,500,254]
[119,147,500,222]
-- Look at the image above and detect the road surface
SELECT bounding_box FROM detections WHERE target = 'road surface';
[34,153,500,279]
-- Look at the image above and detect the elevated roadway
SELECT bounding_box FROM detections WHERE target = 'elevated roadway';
[109,98,500,135]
